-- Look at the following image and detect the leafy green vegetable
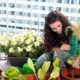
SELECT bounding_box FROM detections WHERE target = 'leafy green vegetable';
[27,58,36,73]
[4,67,25,80]
[49,67,60,80]
[38,68,44,80]
[53,58,60,68]
[42,61,50,74]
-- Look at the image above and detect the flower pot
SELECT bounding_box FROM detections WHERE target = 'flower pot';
[61,68,80,80]
[24,74,38,80]
[22,59,36,74]
[8,57,27,67]
[0,69,2,80]
[24,74,60,80]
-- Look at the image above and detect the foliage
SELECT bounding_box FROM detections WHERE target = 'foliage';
[0,30,44,57]
[27,58,60,80]
[3,67,26,80]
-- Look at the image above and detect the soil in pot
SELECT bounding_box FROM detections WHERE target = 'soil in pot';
[61,68,80,80]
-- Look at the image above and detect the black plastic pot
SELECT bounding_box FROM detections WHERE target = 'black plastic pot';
[8,57,28,67]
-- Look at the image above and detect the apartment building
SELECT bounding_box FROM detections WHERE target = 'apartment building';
[0,0,80,34]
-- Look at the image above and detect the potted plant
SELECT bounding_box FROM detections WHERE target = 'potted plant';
[61,56,80,80]
[2,66,26,80]
[24,58,61,80]
[0,31,44,67]
[0,69,2,80]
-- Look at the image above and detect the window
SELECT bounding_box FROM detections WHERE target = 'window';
[71,0,77,4]
[27,5,31,8]
[27,13,31,17]
[40,22,44,26]
[63,8,69,12]
[34,21,38,25]
[9,3,15,8]
[0,18,6,22]
[33,5,38,10]
[0,3,6,7]
[9,11,15,15]
[49,6,53,11]
[33,13,38,17]
[79,0,80,4]
[78,9,80,13]
[63,0,70,4]
[16,26,23,29]
[56,7,61,12]
[27,20,30,24]
[19,12,23,16]
[42,0,46,2]
[16,19,23,24]
[40,14,45,18]
[41,6,46,10]
[47,0,54,2]
[15,4,22,8]
[9,19,15,23]
[70,8,76,13]
[56,0,62,3]
[32,0,38,1]
[69,16,76,22]
[0,10,6,14]
[0,25,6,27]
[78,17,80,21]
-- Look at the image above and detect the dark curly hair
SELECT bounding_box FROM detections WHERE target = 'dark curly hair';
[44,11,72,52]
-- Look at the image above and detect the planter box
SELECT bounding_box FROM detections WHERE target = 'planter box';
[24,74,60,80]
[61,68,80,80]
[8,57,27,67]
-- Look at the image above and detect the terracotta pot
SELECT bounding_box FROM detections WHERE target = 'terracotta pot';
[24,74,38,80]
[24,74,60,80]
[61,68,80,80]
[0,69,2,80]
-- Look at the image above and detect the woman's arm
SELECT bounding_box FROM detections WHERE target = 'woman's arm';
[72,56,80,68]
[51,44,70,52]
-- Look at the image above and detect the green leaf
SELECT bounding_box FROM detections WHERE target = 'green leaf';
[49,67,60,80]
[53,58,60,69]
[27,58,35,73]
[38,68,44,80]
[42,61,51,74]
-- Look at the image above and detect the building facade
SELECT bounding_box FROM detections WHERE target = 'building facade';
[0,0,80,34]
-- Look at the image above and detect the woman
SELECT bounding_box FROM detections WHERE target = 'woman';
[36,11,80,71]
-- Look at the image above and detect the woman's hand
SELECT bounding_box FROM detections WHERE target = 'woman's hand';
[60,44,70,51]
[72,56,80,68]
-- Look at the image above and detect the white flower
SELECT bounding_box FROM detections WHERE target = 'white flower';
[25,39,31,45]
[34,41,40,47]
[17,47,23,53]
[26,45,32,52]
[11,40,17,46]
[36,36,43,43]
[9,47,14,53]
[31,31,37,36]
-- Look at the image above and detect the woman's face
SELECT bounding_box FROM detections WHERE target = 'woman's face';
[50,21,62,34]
